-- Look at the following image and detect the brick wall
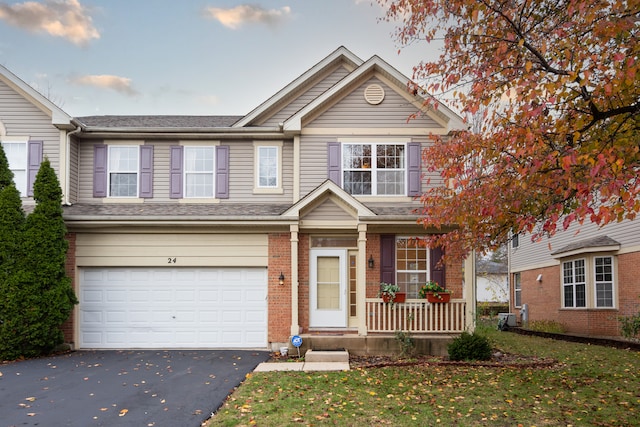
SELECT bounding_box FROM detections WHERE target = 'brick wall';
[512,251,640,337]
[61,232,76,345]
[366,234,381,297]
[267,233,292,343]
[298,234,310,332]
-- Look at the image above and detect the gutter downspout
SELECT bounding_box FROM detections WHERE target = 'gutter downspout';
[63,120,82,206]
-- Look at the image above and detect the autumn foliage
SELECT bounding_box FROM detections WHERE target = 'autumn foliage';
[380,0,639,255]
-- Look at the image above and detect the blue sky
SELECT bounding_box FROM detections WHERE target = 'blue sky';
[0,0,439,117]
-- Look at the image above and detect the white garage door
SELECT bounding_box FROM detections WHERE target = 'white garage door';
[79,267,267,349]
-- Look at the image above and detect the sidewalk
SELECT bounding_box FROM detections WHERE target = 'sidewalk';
[254,361,350,372]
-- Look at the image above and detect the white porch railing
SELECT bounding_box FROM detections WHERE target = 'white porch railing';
[366,298,467,333]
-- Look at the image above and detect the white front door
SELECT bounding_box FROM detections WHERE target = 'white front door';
[310,249,347,327]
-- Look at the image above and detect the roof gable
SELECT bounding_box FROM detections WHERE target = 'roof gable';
[234,46,363,128]
[282,179,375,219]
[0,64,74,129]
[283,55,465,134]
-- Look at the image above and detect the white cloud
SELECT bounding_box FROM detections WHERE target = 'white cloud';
[0,0,99,46]
[203,4,291,30]
[71,74,138,96]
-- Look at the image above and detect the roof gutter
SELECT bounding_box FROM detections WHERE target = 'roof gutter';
[76,126,285,140]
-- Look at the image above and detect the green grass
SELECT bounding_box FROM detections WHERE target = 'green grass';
[207,323,640,426]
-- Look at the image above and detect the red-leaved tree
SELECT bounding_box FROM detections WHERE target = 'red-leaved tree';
[380,0,639,256]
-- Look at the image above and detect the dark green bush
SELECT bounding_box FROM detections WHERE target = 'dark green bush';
[448,331,493,361]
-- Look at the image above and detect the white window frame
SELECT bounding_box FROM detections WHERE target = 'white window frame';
[342,142,407,196]
[108,145,139,198]
[513,272,522,308]
[184,146,215,198]
[395,236,429,299]
[562,258,586,308]
[253,142,283,194]
[594,256,614,308]
[1,139,27,195]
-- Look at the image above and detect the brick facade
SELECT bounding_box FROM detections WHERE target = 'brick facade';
[267,233,292,343]
[511,251,640,337]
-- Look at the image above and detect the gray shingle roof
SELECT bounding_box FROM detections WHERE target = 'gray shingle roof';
[63,203,291,219]
[75,115,244,129]
[551,235,621,256]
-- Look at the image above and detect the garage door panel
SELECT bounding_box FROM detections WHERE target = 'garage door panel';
[80,267,267,349]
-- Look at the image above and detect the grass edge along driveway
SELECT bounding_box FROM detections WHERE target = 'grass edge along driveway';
[206,326,639,427]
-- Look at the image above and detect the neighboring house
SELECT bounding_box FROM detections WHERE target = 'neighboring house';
[476,259,508,304]
[1,47,474,354]
[509,220,640,337]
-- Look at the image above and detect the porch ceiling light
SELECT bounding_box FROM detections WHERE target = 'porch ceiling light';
[279,272,285,286]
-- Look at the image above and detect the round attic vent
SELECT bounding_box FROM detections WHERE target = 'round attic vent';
[364,84,385,105]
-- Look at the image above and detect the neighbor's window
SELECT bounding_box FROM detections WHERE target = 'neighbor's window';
[395,237,428,298]
[184,146,214,198]
[1,141,27,194]
[514,272,522,307]
[343,143,405,196]
[108,146,138,197]
[594,256,614,308]
[257,146,278,188]
[563,259,586,308]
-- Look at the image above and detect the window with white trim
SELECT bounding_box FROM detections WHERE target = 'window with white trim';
[594,256,614,308]
[343,143,405,195]
[1,141,26,194]
[108,146,138,197]
[563,259,586,308]
[184,146,214,198]
[513,272,522,307]
[257,146,278,188]
[395,237,428,298]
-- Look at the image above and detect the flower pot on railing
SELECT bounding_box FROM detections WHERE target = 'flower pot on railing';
[425,292,451,303]
[419,281,452,303]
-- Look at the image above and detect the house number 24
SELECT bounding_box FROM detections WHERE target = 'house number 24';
[168,257,177,264]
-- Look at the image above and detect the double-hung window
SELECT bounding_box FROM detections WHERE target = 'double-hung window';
[342,143,405,195]
[2,141,27,194]
[594,256,614,308]
[395,237,428,298]
[108,146,139,197]
[513,272,522,307]
[563,259,586,308]
[184,146,214,198]
[257,146,278,188]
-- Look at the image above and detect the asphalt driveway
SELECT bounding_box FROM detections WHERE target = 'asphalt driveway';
[0,349,270,427]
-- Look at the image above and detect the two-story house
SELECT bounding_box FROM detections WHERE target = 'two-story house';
[1,47,474,355]
[509,220,640,338]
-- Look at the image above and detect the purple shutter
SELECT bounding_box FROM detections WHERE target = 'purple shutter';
[139,145,153,198]
[327,142,341,185]
[27,140,43,197]
[93,144,108,198]
[169,145,183,199]
[215,145,229,199]
[407,142,421,196]
[430,246,446,288]
[380,235,396,284]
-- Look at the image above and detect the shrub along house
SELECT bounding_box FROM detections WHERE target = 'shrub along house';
[1,47,474,355]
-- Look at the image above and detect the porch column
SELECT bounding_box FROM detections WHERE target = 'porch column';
[357,224,368,335]
[464,250,476,332]
[290,225,300,336]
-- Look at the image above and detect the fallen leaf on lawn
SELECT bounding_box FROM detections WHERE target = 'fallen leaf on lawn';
[119,409,128,417]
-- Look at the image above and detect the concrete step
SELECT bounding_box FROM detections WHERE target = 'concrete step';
[305,349,349,363]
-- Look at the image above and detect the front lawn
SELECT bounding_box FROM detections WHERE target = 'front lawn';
[206,324,640,426]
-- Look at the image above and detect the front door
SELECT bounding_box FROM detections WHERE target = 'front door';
[310,249,347,328]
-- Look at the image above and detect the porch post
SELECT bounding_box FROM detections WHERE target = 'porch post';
[464,250,476,332]
[357,224,368,336]
[290,225,300,336]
